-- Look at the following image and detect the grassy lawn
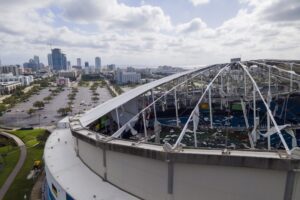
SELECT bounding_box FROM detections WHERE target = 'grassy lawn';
[3,129,48,200]
[0,144,20,188]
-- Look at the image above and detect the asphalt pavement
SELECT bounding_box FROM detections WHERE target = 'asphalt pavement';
[0,85,113,128]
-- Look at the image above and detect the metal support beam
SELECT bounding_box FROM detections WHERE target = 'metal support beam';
[253,85,257,143]
[290,63,293,92]
[115,108,120,129]
[267,66,271,150]
[151,89,157,121]
[111,68,212,139]
[239,62,291,155]
[142,111,148,140]
[174,88,180,127]
[244,70,247,97]
[173,64,229,149]
[209,87,213,129]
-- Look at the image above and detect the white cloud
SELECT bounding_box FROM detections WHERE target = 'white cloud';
[0,0,299,66]
[60,0,171,32]
[177,18,207,33]
[188,0,210,6]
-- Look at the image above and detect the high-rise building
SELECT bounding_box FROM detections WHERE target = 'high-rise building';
[47,54,53,68]
[107,64,116,71]
[33,55,40,68]
[67,61,71,70]
[77,58,81,67]
[95,57,101,70]
[62,54,67,70]
[52,48,67,71]
[85,62,89,68]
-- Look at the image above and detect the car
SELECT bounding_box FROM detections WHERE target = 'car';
[44,116,47,119]
[6,110,11,112]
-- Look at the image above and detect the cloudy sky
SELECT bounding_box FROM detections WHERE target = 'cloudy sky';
[0,0,299,67]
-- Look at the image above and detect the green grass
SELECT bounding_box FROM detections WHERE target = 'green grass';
[3,129,47,200]
[8,129,44,146]
[0,145,20,188]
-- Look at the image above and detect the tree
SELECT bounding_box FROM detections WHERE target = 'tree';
[0,104,6,116]
[33,101,45,109]
[57,107,72,116]
[43,96,52,103]
[27,108,36,116]
[92,96,99,102]
[72,87,78,93]
[57,108,66,116]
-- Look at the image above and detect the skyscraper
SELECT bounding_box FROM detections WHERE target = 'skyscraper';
[47,54,53,68]
[67,61,71,70]
[95,57,101,70]
[62,54,67,70]
[84,62,89,68]
[51,48,67,71]
[77,58,81,67]
[33,55,40,68]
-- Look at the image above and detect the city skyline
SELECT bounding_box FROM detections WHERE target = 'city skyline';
[0,0,299,67]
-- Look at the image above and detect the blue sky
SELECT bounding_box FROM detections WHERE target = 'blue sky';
[0,0,299,66]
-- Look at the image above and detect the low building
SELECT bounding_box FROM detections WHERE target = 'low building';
[115,69,141,85]
[58,70,78,81]
[0,81,21,95]
[0,73,34,86]
[231,57,241,62]
[83,67,95,75]
[56,77,70,87]
[0,65,21,76]
[155,65,185,75]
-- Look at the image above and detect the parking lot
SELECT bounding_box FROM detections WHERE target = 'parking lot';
[72,86,112,115]
[0,85,112,128]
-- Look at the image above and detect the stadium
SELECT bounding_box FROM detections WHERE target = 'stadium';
[44,60,300,200]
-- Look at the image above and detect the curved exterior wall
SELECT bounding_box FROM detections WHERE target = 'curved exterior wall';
[73,131,300,200]
[45,166,74,200]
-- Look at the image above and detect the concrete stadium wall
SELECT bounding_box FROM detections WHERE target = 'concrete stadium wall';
[74,134,300,200]
[173,163,286,200]
[293,172,300,200]
[106,151,168,200]
[78,139,105,177]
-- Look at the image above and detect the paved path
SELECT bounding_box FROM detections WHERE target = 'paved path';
[0,132,27,200]
[104,79,119,96]
[30,171,45,200]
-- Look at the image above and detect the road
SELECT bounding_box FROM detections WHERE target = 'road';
[0,132,27,200]
[104,80,119,96]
